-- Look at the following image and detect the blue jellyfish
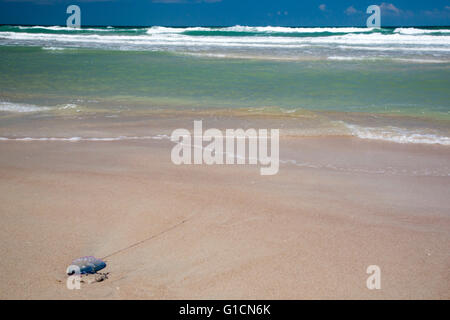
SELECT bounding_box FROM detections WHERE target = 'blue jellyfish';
[68,256,106,275]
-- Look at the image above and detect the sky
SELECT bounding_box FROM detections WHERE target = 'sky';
[0,0,449,27]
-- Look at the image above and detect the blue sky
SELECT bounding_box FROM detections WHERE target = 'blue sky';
[0,0,449,26]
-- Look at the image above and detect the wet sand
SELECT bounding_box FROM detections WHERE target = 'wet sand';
[0,118,449,299]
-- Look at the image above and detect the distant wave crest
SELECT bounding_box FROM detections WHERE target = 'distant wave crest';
[1,25,449,62]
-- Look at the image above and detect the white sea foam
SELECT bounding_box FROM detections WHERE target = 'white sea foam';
[328,56,446,63]
[2,30,450,47]
[42,46,68,51]
[16,25,445,36]
[394,28,450,35]
[344,123,450,146]
[1,26,450,62]
[17,25,116,32]
[328,56,375,61]
[146,26,211,34]
[58,104,78,110]
[216,26,376,33]
[0,102,51,113]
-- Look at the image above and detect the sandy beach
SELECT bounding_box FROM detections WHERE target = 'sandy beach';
[0,114,448,299]
[1,2,450,303]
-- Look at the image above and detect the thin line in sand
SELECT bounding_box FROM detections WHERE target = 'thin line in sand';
[101,218,189,260]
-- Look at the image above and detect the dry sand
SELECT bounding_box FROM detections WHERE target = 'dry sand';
[0,119,449,299]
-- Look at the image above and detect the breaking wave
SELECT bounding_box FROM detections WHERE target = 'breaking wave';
[0,102,51,113]
[344,123,450,146]
[1,25,449,62]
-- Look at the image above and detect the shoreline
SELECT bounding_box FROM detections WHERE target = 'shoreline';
[0,111,449,147]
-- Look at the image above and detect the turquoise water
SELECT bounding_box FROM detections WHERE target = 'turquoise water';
[0,26,449,144]
[0,46,449,118]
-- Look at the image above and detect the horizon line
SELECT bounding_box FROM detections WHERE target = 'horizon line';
[1,24,450,28]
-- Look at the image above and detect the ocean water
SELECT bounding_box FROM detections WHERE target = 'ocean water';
[0,25,449,145]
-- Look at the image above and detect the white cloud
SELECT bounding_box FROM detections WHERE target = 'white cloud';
[380,2,401,15]
[344,6,358,15]
[319,4,326,12]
